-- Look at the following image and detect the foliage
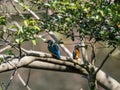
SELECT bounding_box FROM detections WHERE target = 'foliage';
[5,50,15,55]
[35,0,120,46]
[1,0,120,46]
[21,18,41,45]
[0,17,41,45]
[0,58,3,64]
[0,16,6,25]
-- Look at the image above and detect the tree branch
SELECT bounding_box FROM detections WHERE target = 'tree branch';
[13,0,40,20]
[96,69,120,90]
[25,61,82,74]
[95,47,116,74]
[0,56,35,73]
[0,50,120,90]
[17,72,32,90]
[0,45,11,53]
[80,40,89,65]
[10,0,25,19]
[0,52,87,74]
[90,44,96,65]
[25,69,31,88]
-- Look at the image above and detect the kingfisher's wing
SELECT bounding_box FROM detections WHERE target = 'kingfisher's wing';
[72,50,76,59]
[52,45,61,59]
[56,50,60,59]
[48,44,59,54]
[48,44,60,59]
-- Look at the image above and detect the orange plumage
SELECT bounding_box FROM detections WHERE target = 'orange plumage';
[74,48,80,60]
[73,45,80,61]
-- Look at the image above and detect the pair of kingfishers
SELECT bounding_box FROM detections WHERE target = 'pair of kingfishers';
[46,40,80,61]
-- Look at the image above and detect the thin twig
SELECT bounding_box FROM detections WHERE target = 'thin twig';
[95,47,116,74]
[4,51,18,90]
[10,0,25,19]
[0,45,11,53]
[5,70,17,90]
[14,0,40,19]
[17,72,32,90]
[3,55,32,90]
[25,69,31,87]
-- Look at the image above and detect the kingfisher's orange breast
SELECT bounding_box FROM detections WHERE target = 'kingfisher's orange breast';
[75,49,80,60]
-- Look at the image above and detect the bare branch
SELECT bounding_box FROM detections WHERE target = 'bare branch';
[10,0,25,19]
[13,0,40,20]
[90,44,96,65]
[25,69,31,88]
[5,69,16,90]
[0,53,87,74]
[95,47,116,74]
[25,61,82,74]
[13,58,120,89]
[0,50,120,90]
[0,45,11,53]
[80,40,89,65]
[17,73,32,90]
[96,69,120,90]
[0,56,35,73]
[22,49,84,69]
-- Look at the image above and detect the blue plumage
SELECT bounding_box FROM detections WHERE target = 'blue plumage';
[72,51,76,59]
[46,40,61,59]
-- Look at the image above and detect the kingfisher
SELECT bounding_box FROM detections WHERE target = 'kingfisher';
[73,45,80,61]
[45,40,61,59]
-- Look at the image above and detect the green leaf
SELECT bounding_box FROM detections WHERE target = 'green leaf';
[99,10,104,16]
[68,3,77,9]
[65,17,71,22]
[15,38,24,44]
[118,24,120,28]
[17,28,24,35]
[24,20,28,27]
[32,39,37,45]
[19,0,24,3]
[5,50,14,55]
[34,26,40,31]
[0,58,3,63]
[0,16,6,25]
[44,3,51,7]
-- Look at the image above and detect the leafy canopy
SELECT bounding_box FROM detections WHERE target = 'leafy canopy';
[38,0,120,46]
[0,0,120,47]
